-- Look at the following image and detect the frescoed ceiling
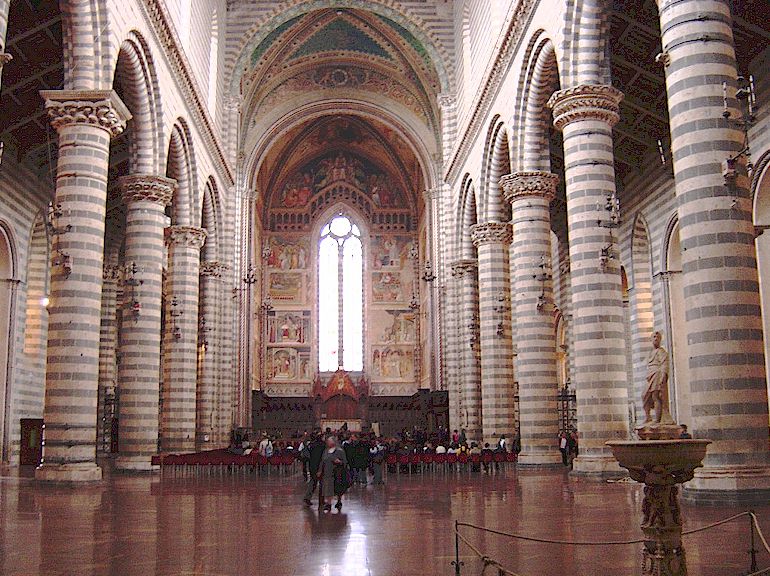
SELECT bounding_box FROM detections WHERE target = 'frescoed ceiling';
[241,8,440,134]
[258,115,423,218]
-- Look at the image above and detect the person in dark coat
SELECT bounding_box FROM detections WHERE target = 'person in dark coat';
[303,433,326,507]
[319,436,349,512]
[352,437,370,484]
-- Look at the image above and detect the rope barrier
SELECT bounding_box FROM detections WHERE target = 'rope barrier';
[453,511,770,576]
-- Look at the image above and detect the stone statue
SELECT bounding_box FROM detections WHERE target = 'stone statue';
[643,332,670,423]
[638,331,677,440]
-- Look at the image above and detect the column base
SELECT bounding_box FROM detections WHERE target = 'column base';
[570,454,627,479]
[114,456,159,473]
[517,451,564,467]
[683,465,770,504]
[35,462,102,483]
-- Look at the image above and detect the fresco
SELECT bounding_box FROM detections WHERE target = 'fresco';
[269,272,304,303]
[371,236,413,269]
[275,152,404,210]
[372,271,402,303]
[373,309,417,344]
[371,347,414,380]
[265,236,309,270]
[268,348,298,380]
[268,311,310,344]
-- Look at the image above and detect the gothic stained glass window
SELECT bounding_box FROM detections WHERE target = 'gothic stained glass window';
[318,215,363,372]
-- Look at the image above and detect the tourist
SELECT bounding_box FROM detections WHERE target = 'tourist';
[679,424,692,439]
[451,429,459,444]
[370,437,386,485]
[435,443,447,454]
[559,432,568,466]
[472,443,484,473]
[258,433,273,458]
[459,428,468,446]
[497,434,507,452]
[303,433,326,507]
[318,436,349,513]
[352,435,370,484]
[298,432,310,480]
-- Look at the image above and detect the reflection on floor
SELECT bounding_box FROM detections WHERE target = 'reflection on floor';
[1,466,768,576]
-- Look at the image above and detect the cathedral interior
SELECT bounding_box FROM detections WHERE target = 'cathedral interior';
[1,0,770,574]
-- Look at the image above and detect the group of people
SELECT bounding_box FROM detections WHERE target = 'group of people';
[297,431,388,513]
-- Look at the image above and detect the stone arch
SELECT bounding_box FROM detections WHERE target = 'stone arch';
[113,31,164,175]
[165,119,197,227]
[0,219,17,461]
[560,0,611,87]
[752,154,770,404]
[629,213,656,420]
[662,214,688,425]
[22,213,50,365]
[458,177,478,262]
[244,100,438,197]
[480,118,512,223]
[61,0,111,89]
[201,178,221,263]
[514,34,560,173]
[228,0,452,96]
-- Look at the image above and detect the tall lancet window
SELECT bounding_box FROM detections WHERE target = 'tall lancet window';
[318,214,363,372]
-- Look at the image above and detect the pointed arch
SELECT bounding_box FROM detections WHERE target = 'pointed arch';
[514,33,560,173]
[113,31,164,175]
[165,119,197,227]
[480,119,512,223]
[201,177,221,263]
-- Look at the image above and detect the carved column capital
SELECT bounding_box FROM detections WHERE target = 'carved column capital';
[200,261,230,278]
[437,93,456,109]
[547,84,624,131]
[40,89,131,138]
[165,225,207,249]
[102,264,121,282]
[117,175,176,207]
[470,221,512,247]
[450,259,477,277]
[501,171,559,204]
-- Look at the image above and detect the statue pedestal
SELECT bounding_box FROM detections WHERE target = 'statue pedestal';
[606,440,710,576]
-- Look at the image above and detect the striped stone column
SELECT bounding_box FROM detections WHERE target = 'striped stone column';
[503,172,562,466]
[161,226,206,453]
[547,85,630,475]
[97,262,120,454]
[471,222,516,445]
[451,259,482,442]
[196,261,225,449]
[657,0,770,496]
[35,91,129,483]
[216,269,234,442]
[115,175,174,471]
[445,264,465,432]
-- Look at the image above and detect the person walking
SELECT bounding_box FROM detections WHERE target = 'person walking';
[319,436,349,513]
[370,438,386,485]
[303,433,325,507]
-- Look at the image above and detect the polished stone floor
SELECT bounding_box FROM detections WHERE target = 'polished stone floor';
[1,465,768,576]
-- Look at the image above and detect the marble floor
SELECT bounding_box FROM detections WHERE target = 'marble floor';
[1,465,768,576]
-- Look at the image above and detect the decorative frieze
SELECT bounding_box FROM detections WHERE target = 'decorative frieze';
[450,259,477,278]
[40,89,131,137]
[165,225,207,249]
[547,85,624,131]
[501,171,559,203]
[117,175,176,207]
[470,221,513,247]
[200,261,230,278]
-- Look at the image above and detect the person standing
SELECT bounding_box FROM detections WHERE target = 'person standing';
[370,437,386,485]
[559,432,568,466]
[319,436,349,513]
[303,433,325,507]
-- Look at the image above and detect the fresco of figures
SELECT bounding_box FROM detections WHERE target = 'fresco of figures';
[267,347,313,381]
[373,309,417,344]
[268,271,305,303]
[371,347,415,380]
[265,236,309,270]
[276,152,405,210]
[268,311,310,344]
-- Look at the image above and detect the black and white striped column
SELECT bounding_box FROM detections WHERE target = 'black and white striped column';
[548,85,630,475]
[161,226,206,453]
[115,175,174,471]
[97,261,120,454]
[657,0,770,496]
[471,222,516,445]
[197,261,225,449]
[503,172,562,465]
[451,259,482,442]
[35,90,129,482]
